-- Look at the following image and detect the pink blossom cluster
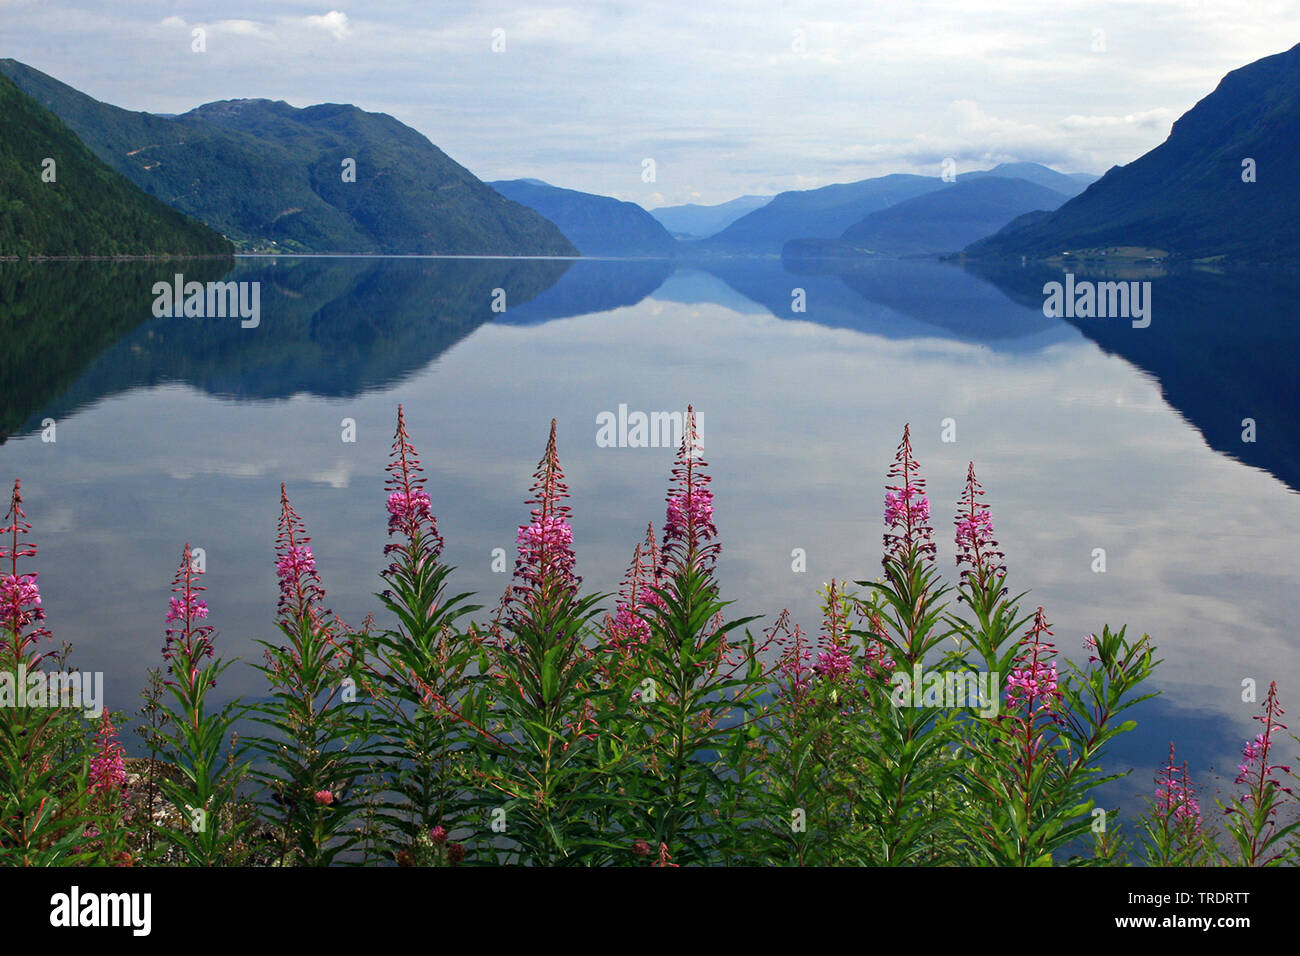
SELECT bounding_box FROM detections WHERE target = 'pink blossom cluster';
[778,643,814,697]
[813,645,853,679]
[861,637,897,680]
[884,485,930,528]
[1003,608,1061,717]
[609,593,664,650]
[386,488,432,533]
[89,713,127,795]
[0,571,44,632]
[165,593,209,625]
[516,514,576,588]
[1004,659,1060,711]
[274,484,328,625]
[952,462,1005,589]
[277,544,317,589]
[1155,745,1201,829]
[1234,682,1293,800]
[665,487,716,544]
[955,510,993,555]
[163,544,217,686]
[1235,732,1293,790]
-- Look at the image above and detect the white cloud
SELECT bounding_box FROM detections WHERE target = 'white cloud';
[303,10,351,41]
[208,19,271,39]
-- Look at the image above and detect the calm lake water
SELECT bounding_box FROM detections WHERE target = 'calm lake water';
[3,254,1298,819]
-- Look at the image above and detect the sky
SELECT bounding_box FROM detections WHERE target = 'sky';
[2,0,1298,207]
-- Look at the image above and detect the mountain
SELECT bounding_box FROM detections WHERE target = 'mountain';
[785,177,1070,258]
[960,162,1095,197]
[489,179,678,256]
[701,174,945,254]
[649,195,772,239]
[0,73,231,257]
[0,59,576,256]
[963,43,1300,262]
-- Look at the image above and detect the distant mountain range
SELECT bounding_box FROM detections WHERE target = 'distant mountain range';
[6,41,1299,264]
[649,196,772,239]
[700,163,1093,255]
[0,59,576,256]
[700,173,943,254]
[784,176,1071,258]
[0,72,231,257]
[965,42,1300,262]
[959,162,1094,196]
[490,179,678,256]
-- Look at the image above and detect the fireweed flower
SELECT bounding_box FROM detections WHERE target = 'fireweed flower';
[1154,742,1202,830]
[1082,634,1101,664]
[771,611,814,701]
[384,404,443,555]
[163,543,216,690]
[953,463,1006,596]
[854,603,897,682]
[605,523,664,656]
[89,711,127,795]
[1004,607,1062,718]
[812,580,854,682]
[660,406,719,573]
[1233,681,1292,801]
[505,419,579,613]
[814,646,853,679]
[882,425,936,566]
[653,842,680,867]
[0,480,52,663]
[274,484,327,627]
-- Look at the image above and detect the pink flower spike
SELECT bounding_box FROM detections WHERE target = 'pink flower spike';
[882,425,936,566]
[89,711,127,795]
[660,406,720,573]
[274,484,326,626]
[384,405,443,554]
[0,480,53,661]
[162,543,216,689]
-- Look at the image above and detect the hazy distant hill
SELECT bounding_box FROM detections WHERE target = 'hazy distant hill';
[0,73,231,257]
[961,162,1094,197]
[701,164,1087,255]
[490,179,678,256]
[701,174,945,253]
[650,195,771,239]
[786,177,1070,258]
[965,43,1300,262]
[0,58,576,256]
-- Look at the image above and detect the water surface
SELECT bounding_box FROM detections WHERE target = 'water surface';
[3,254,1296,819]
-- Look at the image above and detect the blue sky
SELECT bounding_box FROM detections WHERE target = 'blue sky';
[2,0,1297,206]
